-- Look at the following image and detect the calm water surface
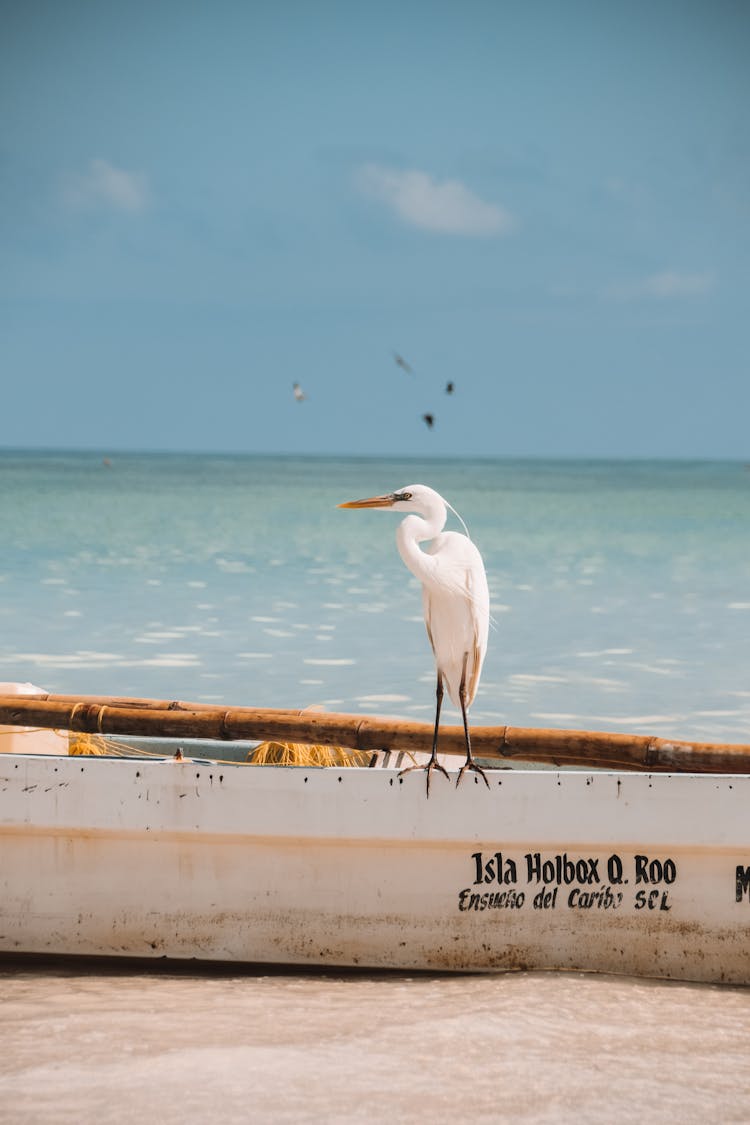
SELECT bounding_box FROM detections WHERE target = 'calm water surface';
[1,451,749,738]
[1,453,749,1121]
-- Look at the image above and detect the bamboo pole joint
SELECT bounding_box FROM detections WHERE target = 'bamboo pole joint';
[1,692,750,774]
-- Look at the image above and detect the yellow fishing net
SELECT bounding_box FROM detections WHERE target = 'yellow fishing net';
[1,725,372,765]
[68,732,109,756]
[247,740,372,767]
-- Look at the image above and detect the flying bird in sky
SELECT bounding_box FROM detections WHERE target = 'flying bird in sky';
[393,351,413,374]
[338,485,490,794]
[293,382,306,402]
[422,413,434,429]
[445,381,455,394]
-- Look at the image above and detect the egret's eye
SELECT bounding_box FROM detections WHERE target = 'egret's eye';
[393,491,412,502]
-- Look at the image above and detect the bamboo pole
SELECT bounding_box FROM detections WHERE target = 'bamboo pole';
[1,692,750,773]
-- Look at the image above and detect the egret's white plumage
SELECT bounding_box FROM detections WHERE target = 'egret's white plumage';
[338,484,490,792]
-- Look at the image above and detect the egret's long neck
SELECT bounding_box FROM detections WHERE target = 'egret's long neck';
[396,505,445,583]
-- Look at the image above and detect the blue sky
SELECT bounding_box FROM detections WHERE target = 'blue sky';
[2,0,748,458]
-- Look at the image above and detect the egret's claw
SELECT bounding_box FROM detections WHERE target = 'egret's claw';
[456,759,490,790]
[399,758,450,797]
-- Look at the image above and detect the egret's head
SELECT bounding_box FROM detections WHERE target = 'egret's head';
[337,484,433,513]
[338,484,470,538]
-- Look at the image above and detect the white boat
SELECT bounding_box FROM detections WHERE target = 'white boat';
[1,741,749,984]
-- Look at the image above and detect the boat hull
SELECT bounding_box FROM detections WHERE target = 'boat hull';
[0,754,748,983]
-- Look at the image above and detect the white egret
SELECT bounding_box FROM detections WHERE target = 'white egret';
[338,485,490,793]
[293,382,306,402]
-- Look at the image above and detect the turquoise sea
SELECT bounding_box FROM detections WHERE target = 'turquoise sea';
[2,451,750,1124]
[1,451,749,742]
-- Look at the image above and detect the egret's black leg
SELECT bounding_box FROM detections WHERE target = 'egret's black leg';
[456,655,489,790]
[399,672,450,796]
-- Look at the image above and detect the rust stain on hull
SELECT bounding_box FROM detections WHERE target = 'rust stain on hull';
[1,903,747,985]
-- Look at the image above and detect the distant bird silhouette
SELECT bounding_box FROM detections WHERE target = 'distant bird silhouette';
[293,382,306,402]
[422,413,435,429]
[393,352,414,374]
[445,381,455,395]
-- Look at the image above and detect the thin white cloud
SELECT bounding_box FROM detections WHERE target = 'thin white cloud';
[65,158,150,213]
[357,163,515,236]
[608,270,715,301]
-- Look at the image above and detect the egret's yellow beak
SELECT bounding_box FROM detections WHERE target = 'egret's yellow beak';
[337,494,396,509]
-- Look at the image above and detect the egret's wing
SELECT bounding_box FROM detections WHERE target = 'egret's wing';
[465,615,485,705]
[421,534,489,707]
[426,535,489,638]
[422,587,436,657]
[463,561,489,706]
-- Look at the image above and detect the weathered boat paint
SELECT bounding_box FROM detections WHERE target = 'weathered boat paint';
[0,753,748,983]
[0,682,65,755]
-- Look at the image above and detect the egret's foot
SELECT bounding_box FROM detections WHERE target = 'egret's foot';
[456,758,490,790]
[399,757,450,797]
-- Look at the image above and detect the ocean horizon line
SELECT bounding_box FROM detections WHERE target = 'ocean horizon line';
[1,446,747,468]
